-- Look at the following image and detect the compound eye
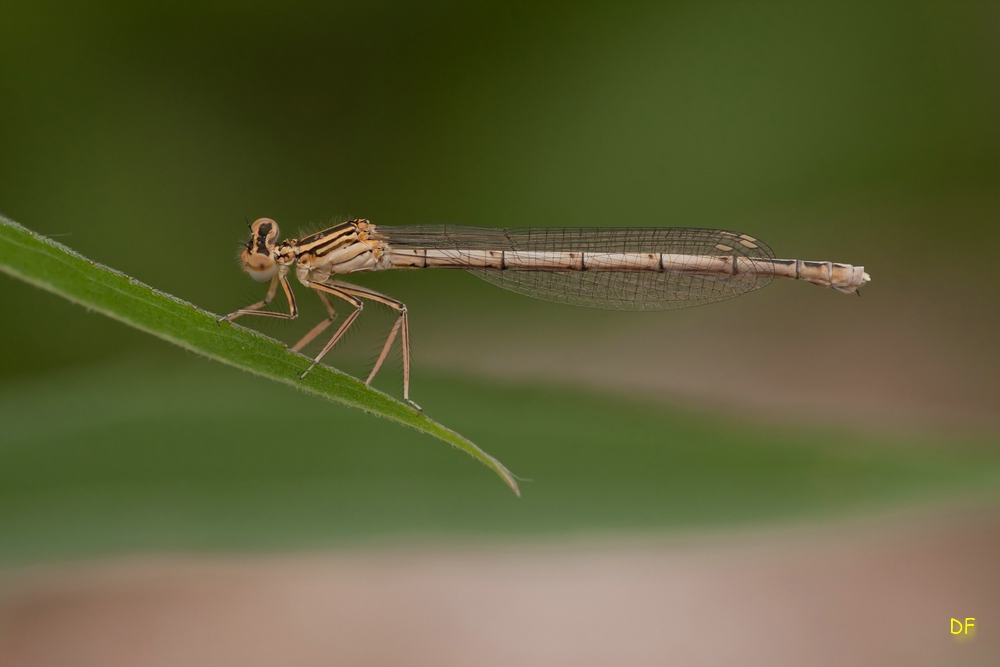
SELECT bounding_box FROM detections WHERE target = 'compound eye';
[243,250,277,282]
[250,218,280,242]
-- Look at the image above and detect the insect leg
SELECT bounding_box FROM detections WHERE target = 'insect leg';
[290,291,338,353]
[298,282,364,379]
[219,275,298,322]
[327,280,419,411]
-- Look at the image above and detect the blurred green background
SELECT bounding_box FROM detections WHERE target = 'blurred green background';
[0,0,998,563]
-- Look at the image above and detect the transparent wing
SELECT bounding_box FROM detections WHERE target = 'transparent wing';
[375,225,775,311]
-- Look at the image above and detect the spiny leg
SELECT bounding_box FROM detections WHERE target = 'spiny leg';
[291,291,338,353]
[218,274,279,321]
[219,275,298,322]
[327,280,419,411]
[298,282,364,379]
[367,317,402,386]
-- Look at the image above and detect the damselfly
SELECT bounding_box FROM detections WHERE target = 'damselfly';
[221,218,870,409]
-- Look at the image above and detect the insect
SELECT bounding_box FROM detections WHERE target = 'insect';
[221,218,870,410]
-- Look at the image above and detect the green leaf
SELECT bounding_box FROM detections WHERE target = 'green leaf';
[0,214,518,495]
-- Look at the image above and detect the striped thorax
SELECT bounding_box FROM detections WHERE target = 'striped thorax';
[241,218,387,286]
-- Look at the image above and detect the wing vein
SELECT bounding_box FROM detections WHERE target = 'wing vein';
[375,226,775,311]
